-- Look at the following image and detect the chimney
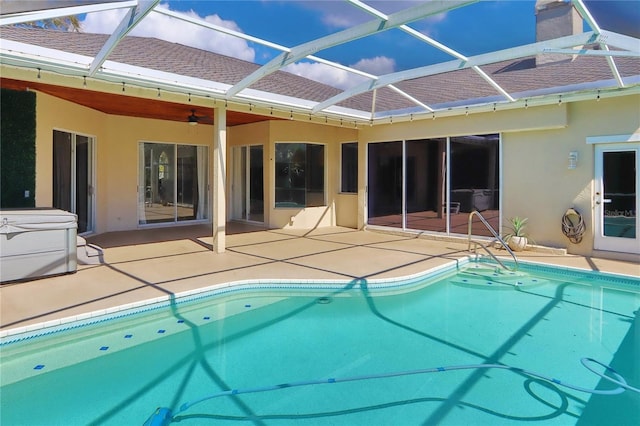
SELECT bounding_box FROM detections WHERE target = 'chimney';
[535,0,582,66]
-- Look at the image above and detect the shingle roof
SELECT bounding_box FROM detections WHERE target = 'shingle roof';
[1,26,638,116]
[394,54,639,110]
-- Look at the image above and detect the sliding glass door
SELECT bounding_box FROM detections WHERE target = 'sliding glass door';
[139,142,208,225]
[53,130,94,234]
[450,135,500,235]
[367,135,500,237]
[232,145,264,222]
[367,141,403,228]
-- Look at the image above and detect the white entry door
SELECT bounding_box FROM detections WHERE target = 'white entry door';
[594,143,639,253]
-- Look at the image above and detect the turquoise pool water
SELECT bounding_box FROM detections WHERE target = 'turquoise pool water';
[1,260,639,425]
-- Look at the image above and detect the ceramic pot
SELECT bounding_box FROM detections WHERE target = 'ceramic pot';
[508,236,527,252]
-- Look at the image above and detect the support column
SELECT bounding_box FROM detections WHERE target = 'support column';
[213,105,227,253]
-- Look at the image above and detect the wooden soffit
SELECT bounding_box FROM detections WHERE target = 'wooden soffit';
[0,77,275,126]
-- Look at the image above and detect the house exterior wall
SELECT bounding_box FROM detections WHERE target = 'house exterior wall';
[26,84,640,257]
[227,120,357,229]
[34,91,215,234]
[358,95,640,256]
[226,120,271,225]
[357,104,569,233]
[503,95,640,256]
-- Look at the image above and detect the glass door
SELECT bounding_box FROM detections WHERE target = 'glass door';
[139,142,208,225]
[594,144,639,253]
[53,130,94,234]
[366,135,500,236]
[232,145,264,222]
[367,141,403,228]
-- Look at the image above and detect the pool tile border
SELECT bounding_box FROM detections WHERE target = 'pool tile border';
[0,257,468,344]
[2,256,638,345]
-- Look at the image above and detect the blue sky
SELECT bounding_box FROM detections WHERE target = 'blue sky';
[79,0,640,89]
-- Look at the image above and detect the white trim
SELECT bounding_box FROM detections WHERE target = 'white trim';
[586,134,640,144]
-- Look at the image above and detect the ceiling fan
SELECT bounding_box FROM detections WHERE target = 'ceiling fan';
[187,109,205,125]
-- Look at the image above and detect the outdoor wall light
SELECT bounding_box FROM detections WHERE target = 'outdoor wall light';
[568,151,578,170]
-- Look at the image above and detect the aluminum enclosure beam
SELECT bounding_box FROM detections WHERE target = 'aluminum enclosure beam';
[225,0,477,98]
[89,0,159,76]
[0,1,137,26]
[543,48,640,58]
[347,0,515,106]
[312,31,600,113]
[572,0,624,87]
[598,30,640,53]
[155,4,419,111]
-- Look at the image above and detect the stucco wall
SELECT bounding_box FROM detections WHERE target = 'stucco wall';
[227,121,271,225]
[35,92,215,234]
[267,120,357,229]
[32,86,640,256]
[503,95,640,255]
[104,114,214,232]
[35,91,106,212]
[358,95,640,256]
[228,120,357,229]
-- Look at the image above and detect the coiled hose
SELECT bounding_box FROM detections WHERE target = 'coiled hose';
[144,357,639,426]
[562,208,585,244]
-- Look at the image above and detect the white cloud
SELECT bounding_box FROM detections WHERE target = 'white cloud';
[284,56,396,90]
[350,56,396,75]
[80,4,255,62]
[321,13,358,29]
[80,3,398,91]
[283,61,365,90]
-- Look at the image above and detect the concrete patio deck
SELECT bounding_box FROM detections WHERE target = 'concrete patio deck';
[1,224,638,333]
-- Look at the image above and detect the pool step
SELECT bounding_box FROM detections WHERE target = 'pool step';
[453,266,549,288]
[77,236,104,265]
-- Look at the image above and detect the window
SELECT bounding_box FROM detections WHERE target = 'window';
[275,143,325,208]
[341,142,358,193]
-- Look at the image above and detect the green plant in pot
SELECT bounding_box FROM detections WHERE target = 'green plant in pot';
[504,216,532,252]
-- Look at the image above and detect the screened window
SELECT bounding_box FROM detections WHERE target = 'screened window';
[275,143,325,208]
[341,142,358,193]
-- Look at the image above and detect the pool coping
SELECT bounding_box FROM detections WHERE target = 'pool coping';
[2,255,638,344]
[0,257,470,343]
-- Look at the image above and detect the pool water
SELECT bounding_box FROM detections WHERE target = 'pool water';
[1,261,639,425]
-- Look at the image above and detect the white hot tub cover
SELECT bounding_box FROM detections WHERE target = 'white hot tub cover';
[0,209,77,234]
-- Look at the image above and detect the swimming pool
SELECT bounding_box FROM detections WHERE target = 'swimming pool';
[1,259,638,425]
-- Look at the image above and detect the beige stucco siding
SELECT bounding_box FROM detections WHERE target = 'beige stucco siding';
[359,104,569,143]
[34,92,215,234]
[503,95,640,255]
[227,120,357,229]
[357,96,639,255]
[103,114,214,232]
[30,85,640,256]
[35,91,106,212]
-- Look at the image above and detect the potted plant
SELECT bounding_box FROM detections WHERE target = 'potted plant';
[503,216,532,252]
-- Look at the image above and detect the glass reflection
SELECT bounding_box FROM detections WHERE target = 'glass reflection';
[603,151,636,238]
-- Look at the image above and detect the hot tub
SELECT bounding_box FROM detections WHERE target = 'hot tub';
[0,209,77,282]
